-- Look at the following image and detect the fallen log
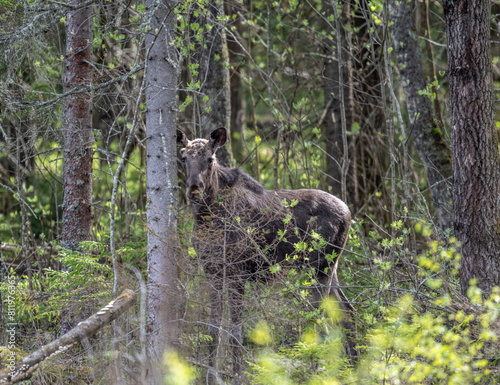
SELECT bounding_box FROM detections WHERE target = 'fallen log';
[0,289,136,384]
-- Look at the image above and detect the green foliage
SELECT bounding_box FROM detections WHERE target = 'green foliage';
[45,243,111,289]
[163,351,197,385]
[360,288,499,385]
[0,243,115,339]
[418,77,440,102]
[249,299,351,385]
[168,231,500,385]
[252,224,500,385]
[2,0,500,383]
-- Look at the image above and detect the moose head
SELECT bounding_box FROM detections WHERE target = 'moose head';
[177,127,227,203]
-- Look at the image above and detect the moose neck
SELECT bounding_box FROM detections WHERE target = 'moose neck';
[190,164,241,216]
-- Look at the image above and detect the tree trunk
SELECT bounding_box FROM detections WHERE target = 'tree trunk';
[389,0,453,230]
[443,0,500,296]
[145,0,180,382]
[225,0,246,165]
[61,0,93,251]
[323,0,353,202]
[195,0,233,166]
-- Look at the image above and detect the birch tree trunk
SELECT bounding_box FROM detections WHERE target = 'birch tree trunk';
[443,0,500,295]
[145,0,180,382]
[61,0,93,251]
[389,0,453,230]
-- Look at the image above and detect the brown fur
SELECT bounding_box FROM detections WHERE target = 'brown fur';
[177,128,356,381]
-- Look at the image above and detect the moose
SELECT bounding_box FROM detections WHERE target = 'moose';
[177,127,356,382]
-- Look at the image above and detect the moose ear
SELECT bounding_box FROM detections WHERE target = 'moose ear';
[177,129,188,148]
[209,127,227,150]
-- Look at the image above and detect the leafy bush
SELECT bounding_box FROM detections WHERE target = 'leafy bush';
[164,224,500,385]
[246,226,500,385]
[0,242,112,340]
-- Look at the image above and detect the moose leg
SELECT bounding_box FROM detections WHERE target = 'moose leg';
[228,280,245,383]
[207,274,224,382]
[328,269,358,361]
[313,269,359,362]
[311,271,330,308]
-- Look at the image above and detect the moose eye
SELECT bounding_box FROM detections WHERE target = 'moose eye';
[181,157,186,164]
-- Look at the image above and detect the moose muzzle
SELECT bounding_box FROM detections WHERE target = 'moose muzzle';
[186,174,206,202]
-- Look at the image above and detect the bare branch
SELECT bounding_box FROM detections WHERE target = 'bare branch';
[10,64,145,110]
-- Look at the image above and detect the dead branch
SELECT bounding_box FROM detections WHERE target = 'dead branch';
[0,289,136,384]
[0,243,58,256]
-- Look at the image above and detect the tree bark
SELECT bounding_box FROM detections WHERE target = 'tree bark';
[389,0,453,230]
[225,0,246,165]
[443,0,500,295]
[0,290,136,385]
[323,0,352,201]
[145,0,180,383]
[61,0,94,251]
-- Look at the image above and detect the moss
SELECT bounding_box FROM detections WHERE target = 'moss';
[431,127,443,138]
[0,346,26,369]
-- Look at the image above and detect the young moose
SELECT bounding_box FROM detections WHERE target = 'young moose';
[177,127,356,382]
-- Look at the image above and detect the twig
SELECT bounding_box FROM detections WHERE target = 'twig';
[0,183,38,219]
